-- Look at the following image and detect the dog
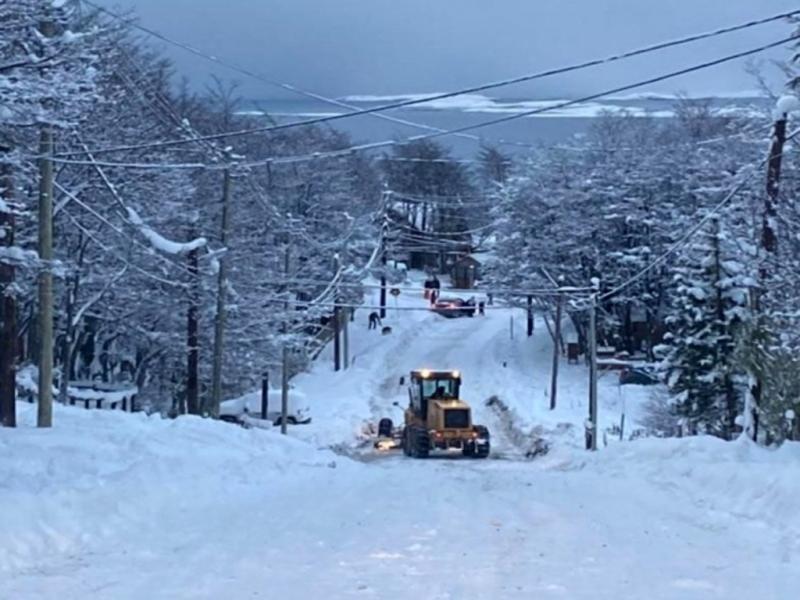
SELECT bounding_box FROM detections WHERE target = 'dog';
[381,326,392,335]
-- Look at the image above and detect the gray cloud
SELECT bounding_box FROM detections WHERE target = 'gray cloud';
[101,0,797,98]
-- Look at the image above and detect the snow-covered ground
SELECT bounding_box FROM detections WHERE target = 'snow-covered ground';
[1,275,798,599]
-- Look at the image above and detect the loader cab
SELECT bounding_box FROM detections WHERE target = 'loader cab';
[409,370,461,420]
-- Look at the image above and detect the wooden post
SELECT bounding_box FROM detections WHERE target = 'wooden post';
[37,127,54,428]
[549,295,563,411]
[210,168,232,418]
[527,295,534,337]
[333,254,341,372]
[587,294,598,450]
[333,306,341,372]
[343,308,350,370]
[380,199,389,319]
[380,250,387,320]
[0,150,16,427]
[186,242,200,415]
[260,373,269,420]
[280,343,289,435]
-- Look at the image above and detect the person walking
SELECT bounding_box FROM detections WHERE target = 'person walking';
[368,311,382,330]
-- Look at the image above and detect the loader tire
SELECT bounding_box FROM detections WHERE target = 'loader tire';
[402,427,411,456]
[474,442,490,459]
[472,425,490,459]
[411,427,430,459]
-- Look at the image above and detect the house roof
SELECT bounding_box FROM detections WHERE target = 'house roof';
[453,254,481,266]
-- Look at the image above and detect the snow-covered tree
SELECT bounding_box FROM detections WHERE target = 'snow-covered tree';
[657,216,750,439]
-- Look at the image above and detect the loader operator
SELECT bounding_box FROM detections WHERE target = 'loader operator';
[431,385,447,399]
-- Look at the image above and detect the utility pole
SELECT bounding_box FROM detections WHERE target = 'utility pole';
[586,293,598,450]
[750,110,788,442]
[550,294,563,411]
[527,295,534,337]
[0,148,16,427]
[186,239,200,415]
[37,126,54,428]
[333,254,341,372]
[261,372,269,420]
[210,167,232,418]
[343,308,350,369]
[280,238,291,435]
[281,344,289,435]
[379,191,389,319]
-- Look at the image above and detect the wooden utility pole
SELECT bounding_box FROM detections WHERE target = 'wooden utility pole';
[37,127,54,428]
[750,111,789,442]
[380,196,389,319]
[343,308,350,369]
[333,255,341,371]
[280,239,291,435]
[549,294,563,411]
[379,247,388,320]
[280,346,289,435]
[209,168,232,418]
[186,242,200,415]
[0,150,16,428]
[527,295,534,337]
[333,307,341,372]
[586,294,598,450]
[762,114,786,256]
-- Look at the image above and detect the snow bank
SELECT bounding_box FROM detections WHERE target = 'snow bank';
[560,435,800,537]
[0,403,349,574]
[126,207,207,255]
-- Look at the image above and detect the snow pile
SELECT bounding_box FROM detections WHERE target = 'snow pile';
[0,403,349,575]
[567,435,800,537]
[126,207,207,255]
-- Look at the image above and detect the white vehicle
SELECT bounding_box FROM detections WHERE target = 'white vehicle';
[220,388,311,426]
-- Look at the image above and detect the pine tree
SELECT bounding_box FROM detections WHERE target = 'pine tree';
[658,216,749,439]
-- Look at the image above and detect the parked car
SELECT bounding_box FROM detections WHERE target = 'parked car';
[432,296,476,318]
[219,388,311,426]
[619,365,660,386]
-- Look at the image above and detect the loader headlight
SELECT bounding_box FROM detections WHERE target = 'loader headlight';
[420,369,431,378]
[452,370,460,378]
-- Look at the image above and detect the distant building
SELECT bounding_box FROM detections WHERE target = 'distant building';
[450,254,481,289]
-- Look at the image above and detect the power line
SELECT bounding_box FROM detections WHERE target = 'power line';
[232,274,595,298]
[261,296,577,313]
[42,34,796,171]
[56,5,798,158]
[587,127,800,306]
[76,4,797,150]
[81,0,540,152]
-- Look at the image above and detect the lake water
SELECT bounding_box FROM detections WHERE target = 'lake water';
[241,94,769,159]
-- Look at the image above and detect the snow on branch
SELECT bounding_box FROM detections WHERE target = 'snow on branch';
[0,246,39,268]
[126,207,207,255]
[775,94,800,119]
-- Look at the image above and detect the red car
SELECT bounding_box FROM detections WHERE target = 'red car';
[432,297,476,318]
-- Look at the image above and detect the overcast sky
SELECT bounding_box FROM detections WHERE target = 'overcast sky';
[98,0,797,99]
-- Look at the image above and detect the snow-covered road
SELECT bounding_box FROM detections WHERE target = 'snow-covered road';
[2,278,798,599]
